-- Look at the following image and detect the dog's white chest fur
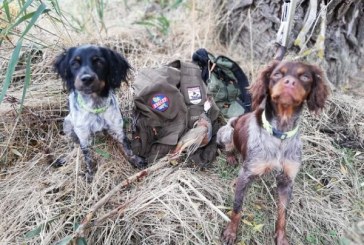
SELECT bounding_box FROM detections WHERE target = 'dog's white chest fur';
[245,114,302,177]
[63,91,124,141]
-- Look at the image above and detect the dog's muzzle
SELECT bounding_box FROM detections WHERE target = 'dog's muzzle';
[80,74,96,86]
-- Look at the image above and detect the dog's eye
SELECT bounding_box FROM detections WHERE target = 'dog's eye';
[300,75,311,82]
[71,60,80,69]
[273,72,283,79]
[93,57,104,66]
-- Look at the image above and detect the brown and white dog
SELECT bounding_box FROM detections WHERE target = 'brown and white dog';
[220,60,329,245]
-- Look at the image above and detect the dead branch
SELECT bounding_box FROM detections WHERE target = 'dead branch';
[84,200,132,231]
[74,157,171,238]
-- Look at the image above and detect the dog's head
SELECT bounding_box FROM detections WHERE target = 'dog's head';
[250,60,329,113]
[53,45,131,97]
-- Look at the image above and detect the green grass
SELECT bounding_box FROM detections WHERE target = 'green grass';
[1,0,53,106]
[213,152,239,180]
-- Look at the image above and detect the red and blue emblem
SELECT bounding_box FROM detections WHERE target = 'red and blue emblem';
[150,93,170,112]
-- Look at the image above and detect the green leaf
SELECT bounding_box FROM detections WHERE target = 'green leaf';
[56,236,73,245]
[252,223,264,233]
[339,237,351,245]
[24,223,45,238]
[2,0,11,21]
[48,0,62,16]
[306,234,318,244]
[0,40,23,104]
[24,215,59,238]
[171,0,183,9]
[18,51,32,113]
[15,0,33,19]
[134,20,158,28]
[95,148,111,159]
[19,3,48,39]
[76,237,88,245]
[96,0,104,19]
[0,2,47,104]
[73,219,80,231]
[7,11,40,32]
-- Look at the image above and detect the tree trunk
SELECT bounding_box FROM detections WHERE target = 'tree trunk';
[218,0,364,87]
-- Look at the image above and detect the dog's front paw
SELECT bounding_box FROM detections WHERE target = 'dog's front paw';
[227,154,238,166]
[85,172,94,183]
[79,170,94,183]
[82,160,96,183]
[130,155,147,168]
[221,226,237,245]
[53,156,67,168]
[275,231,290,245]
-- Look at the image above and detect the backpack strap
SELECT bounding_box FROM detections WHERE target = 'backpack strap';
[226,57,252,112]
[193,49,252,113]
[213,55,252,113]
[192,48,210,82]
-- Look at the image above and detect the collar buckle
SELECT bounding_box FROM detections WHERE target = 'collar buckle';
[262,110,299,140]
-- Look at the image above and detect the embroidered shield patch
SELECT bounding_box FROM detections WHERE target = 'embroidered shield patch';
[187,86,202,104]
[150,94,170,112]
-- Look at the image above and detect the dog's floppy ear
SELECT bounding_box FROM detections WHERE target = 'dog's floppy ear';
[306,65,330,113]
[101,48,132,89]
[53,47,76,91]
[250,60,279,110]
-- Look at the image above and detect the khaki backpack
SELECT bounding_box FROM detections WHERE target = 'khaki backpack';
[131,60,220,164]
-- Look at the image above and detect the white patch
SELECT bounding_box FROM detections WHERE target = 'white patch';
[65,91,125,144]
[204,100,211,112]
[187,86,202,104]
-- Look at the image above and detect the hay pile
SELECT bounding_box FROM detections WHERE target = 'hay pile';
[1,1,363,245]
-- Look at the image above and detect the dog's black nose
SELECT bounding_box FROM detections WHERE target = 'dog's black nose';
[81,74,95,85]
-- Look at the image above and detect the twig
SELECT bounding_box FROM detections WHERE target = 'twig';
[74,157,171,237]
[92,185,176,229]
[178,178,231,222]
[89,201,131,228]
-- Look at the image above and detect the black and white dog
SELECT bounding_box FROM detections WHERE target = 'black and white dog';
[54,45,146,181]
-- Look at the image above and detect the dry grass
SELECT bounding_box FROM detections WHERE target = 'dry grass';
[1,1,363,245]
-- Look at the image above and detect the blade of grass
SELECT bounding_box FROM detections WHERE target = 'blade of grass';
[46,0,83,33]
[18,51,31,113]
[2,30,48,47]
[56,236,72,245]
[6,10,41,34]
[0,2,47,104]
[2,0,12,22]
[76,237,87,245]
[18,3,48,39]
[170,0,183,9]
[24,215,60,238]
[0,40,23,104]
[48,0,62,16]
[97,0,106,32]
[14,0,33,19]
